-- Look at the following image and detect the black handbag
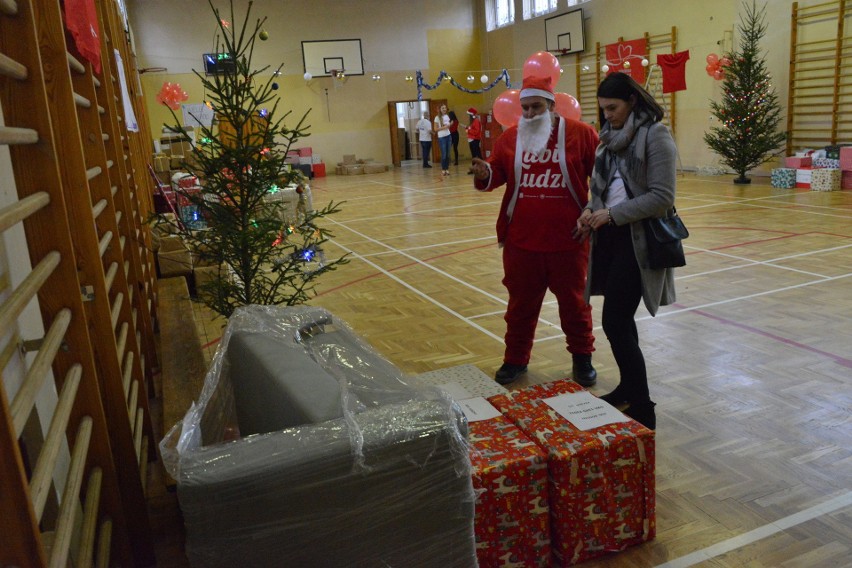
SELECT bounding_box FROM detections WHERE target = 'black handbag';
[643,208,688,269]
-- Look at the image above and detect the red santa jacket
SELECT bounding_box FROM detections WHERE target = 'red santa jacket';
[475,117,598,251]
[467,117,483,141]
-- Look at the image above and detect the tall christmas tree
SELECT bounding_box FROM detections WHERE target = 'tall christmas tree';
[154,0,347,318]
[704,1,786,184]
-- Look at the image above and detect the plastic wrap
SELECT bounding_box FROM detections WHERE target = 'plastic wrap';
[160,305,477,567]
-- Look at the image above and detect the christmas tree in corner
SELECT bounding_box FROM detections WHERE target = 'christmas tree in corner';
[704,0,786,184]
[153,0,348,318]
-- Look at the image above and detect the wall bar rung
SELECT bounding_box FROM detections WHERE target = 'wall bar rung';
[92,198,107,219]
[98,105,105,114]
[0,125,38,145]
[104,261,119,292]
[116,322,129,358]
[0,52,27,80]
[115,210,123,226]
[0,0,19,15]
[102,133,109,141]
[133,408,144,460]
[10,308,72,436]
[66,52,85,74]
[110,292,124,329]
[73,93,91,108]
[29,364,82,520]
[122,351,134,397]
[49,416,93,568]
[96,518,112,568]
[106,160,114,169]
[98,231,113,257]
[111,185,118,196]
[86,166,102,180]
[76,467,103,568]
[93,76,100,88]
[0,192,49,233]
[0,250,60,332]
[127,379,138,425]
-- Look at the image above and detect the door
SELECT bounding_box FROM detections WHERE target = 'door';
[386,98,447,167]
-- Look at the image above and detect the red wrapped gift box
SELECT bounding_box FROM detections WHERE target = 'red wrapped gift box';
[469,414,550,568]
[488,380,655,567]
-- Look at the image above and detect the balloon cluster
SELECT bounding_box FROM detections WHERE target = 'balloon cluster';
[492,51,581,128]
[705,53,731,81]
[156,82,189,110]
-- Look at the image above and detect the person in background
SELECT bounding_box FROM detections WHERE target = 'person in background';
[416,111,433,168]
[448,110,460,166]
[575,72,678,430]
[463,107,483,168]
[434,104,452,176]
[470,76,598,387]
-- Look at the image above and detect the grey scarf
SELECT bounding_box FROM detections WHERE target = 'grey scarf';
[591,109,654,199]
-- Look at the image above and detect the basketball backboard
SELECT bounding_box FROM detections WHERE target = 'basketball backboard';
[302,39,364,78]
[545,9,585,56]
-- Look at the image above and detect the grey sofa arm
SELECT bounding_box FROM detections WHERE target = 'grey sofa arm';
[177,400,477,568]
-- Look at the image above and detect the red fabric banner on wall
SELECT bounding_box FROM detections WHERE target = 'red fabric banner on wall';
[605,38,647,85]
[65,0,102,74]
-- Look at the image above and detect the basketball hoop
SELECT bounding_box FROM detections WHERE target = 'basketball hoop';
[330,69,346,81]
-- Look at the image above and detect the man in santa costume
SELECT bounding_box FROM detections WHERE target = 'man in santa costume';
[470,75,598,386]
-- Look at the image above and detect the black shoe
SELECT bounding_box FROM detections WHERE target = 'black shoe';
[495,363,527,385]
[572,354,597,387]
[598,385,629,406]
[624,401,656,430]
[424,164,432,168]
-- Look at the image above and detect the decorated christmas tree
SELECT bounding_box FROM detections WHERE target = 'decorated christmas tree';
[153,0,347,318]
[704,1,786,184]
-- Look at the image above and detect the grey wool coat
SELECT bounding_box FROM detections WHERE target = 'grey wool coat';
[585,120,678,316]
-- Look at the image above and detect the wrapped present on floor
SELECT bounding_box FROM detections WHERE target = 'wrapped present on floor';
[840,147,852,170]
[770,168,796,189]
[796,167,812,189]
[469,413,551,568]
[812,157,841,169]
[488,379,655,567]
[842,170,852,190]
[785,156,812,168]
[811,168,840,191]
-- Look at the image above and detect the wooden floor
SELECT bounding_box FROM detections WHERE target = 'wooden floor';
[149,163,852,567]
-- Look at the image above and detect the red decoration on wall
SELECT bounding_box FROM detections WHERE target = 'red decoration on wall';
[605,39,647,84]
[65,0,102,73]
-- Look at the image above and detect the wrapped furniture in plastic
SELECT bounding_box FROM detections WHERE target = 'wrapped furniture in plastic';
[160,305,477,567]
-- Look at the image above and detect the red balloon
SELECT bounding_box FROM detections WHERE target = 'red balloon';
[705,64,717,76]
[706,53,720,65]
[493,89,522,127]
[719,57,732,67]
[554,92,582,121]
[714,69,725,81]
[523,51,561,86]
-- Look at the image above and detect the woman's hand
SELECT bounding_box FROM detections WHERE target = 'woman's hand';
[587,208,612,230]
[573,209,593,241]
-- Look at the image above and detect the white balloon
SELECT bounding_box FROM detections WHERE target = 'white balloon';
[641,58,650,67]
[480,74,489,84]
[602,65,610,73]
[303,72,312,81]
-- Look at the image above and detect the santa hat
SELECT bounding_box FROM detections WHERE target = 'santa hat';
[519,75,555,102]
[467,107,478,116]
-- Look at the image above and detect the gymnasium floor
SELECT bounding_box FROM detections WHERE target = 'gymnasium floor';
[180,164,852,567]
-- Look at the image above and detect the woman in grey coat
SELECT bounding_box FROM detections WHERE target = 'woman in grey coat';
[575,72,678,430]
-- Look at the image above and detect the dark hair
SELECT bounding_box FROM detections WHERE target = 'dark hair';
[447,110,458,122]
[596,72,664,126]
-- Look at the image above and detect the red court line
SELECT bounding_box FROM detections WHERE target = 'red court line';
[683,306,852,369]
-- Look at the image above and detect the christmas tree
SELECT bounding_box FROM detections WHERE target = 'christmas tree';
[704,1,786,184]
[154,0,347,318]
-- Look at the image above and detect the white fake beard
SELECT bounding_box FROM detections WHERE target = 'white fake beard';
[518,109,553,156]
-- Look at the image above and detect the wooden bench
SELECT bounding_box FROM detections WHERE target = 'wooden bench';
[158,276,207,486]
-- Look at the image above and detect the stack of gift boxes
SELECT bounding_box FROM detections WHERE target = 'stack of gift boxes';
[416,366,655,567]
[772,145,852,191]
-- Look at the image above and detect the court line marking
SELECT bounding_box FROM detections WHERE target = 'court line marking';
[654,491,852,568]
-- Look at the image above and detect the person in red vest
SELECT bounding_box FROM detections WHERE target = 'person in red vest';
[470,76,598,387]
[463,107,483,162]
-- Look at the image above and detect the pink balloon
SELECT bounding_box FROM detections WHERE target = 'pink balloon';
[523,51,561,86]
[705,64,718,76]
[493,89,522,128]
[719,57,732,67]
[714,69,725,81]
[554,92,582,121]
[706,53,719,65]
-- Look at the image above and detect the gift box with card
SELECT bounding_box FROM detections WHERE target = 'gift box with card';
[487,379,655,567]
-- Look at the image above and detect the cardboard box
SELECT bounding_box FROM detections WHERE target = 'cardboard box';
[193,264,226,291]
[343,164,364,175]
[342,154,357,165]
[488,380,655,567]
[158,248,192,277]
[811,168,840,191]
[363,163,388,174]
[159,235,186,253]
[170,155,185,169]
[153,153,170,173]
[469,414,551,568]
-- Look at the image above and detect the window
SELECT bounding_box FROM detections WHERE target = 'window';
[567,0,591,5]
[523,0,558,20]
[486,0,515,31]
